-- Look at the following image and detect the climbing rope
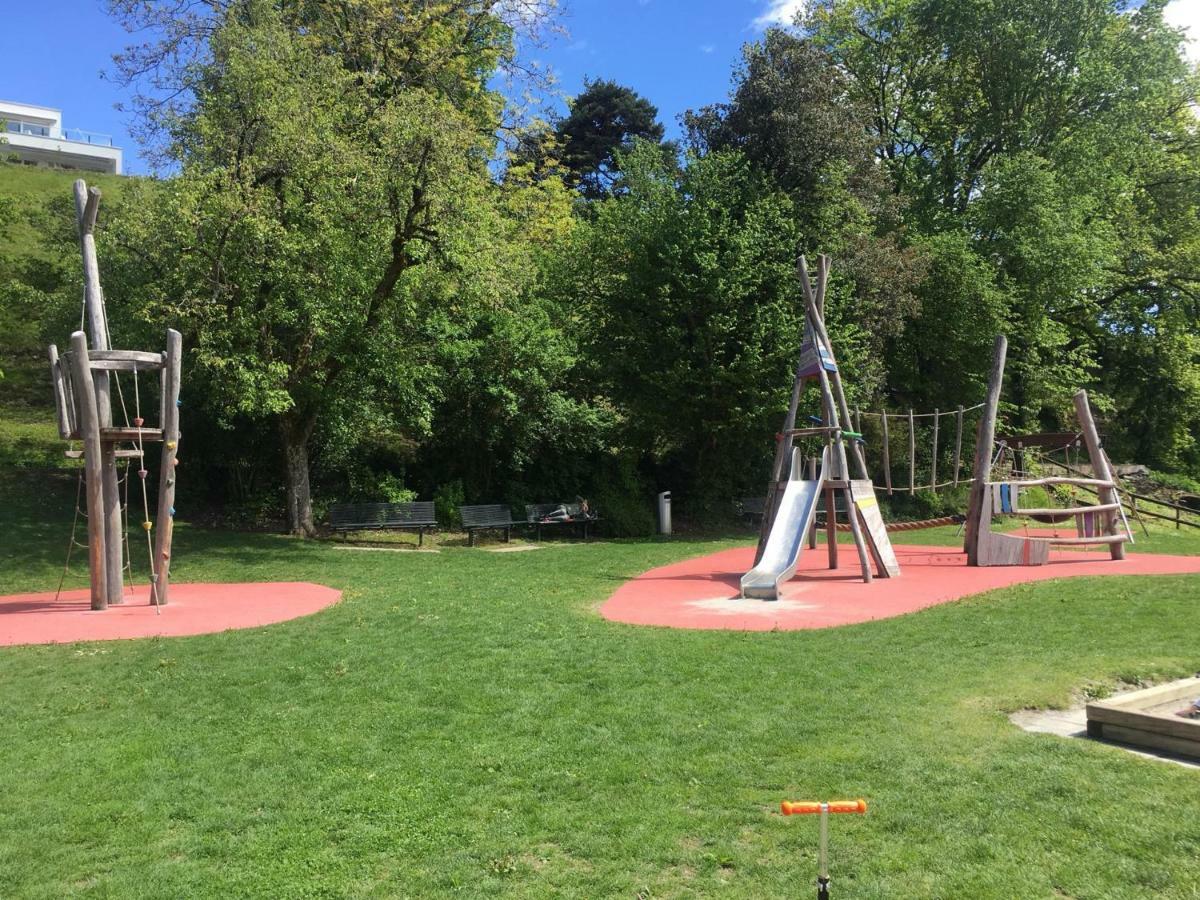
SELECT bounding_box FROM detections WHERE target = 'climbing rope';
[834,514,965,533]
[131,366,161,610]
[53,465,86,603]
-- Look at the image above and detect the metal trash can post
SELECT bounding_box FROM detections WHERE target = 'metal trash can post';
[657,491,672,535]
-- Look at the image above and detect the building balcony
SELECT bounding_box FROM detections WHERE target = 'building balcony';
[1,100,123,175]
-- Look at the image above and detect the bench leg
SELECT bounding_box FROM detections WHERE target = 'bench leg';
[504,527,510,543]
[469,530,476,547]
[418,527,424,548]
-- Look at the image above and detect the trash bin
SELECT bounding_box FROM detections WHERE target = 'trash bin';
[657,491,672,535]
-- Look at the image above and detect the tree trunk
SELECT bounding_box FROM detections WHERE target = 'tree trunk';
[279,412,317,536]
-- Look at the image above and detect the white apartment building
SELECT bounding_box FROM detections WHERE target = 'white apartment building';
[0,100,123,175]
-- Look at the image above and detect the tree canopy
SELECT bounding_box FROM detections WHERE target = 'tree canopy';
[2,0,1197,532]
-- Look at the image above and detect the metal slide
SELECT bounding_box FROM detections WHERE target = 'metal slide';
[740,446,829,600]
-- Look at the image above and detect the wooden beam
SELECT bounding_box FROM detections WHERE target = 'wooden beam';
[99,427,164,442]
[965,335,1008,564]
[798,255,869,481]
[74,179,122,606]
[48,345,73,440]
[880,411,892,495]
[1074,390,1125,560]
[69,331,107,610]
[1012,504,1122,516]
[88,349,166,366]
[908,409,916,493]
[953,405,963,486]
[1002,476,1116,489]
[930,408,939,490]
[152,329,183,605]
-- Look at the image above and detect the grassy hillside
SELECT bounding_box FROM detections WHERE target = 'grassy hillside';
[0,161,127,267]
[0,161,133,404]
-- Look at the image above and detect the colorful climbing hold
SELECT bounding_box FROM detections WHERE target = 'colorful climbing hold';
[169,506,176,517]
[138,469,149,479]
[133,416,144,427]
[176,399,182,407]
[172,458,179,467]
[166,440,177,449]
[142,521,153,531]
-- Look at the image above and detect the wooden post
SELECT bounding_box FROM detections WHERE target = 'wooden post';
[908,409,916,493]
[953,405,963,486]
[965,335,1007,564]
[74,179,123,606]
[824,487,838,569]
[931,408,939,489]
[756,363,808,564]
[48,345,73,440]
[1074,389,1125,561]
[798,256,869,481]
[816,254,829,319]
[854,406,865,469]
[153,329,183,604]
[881,411,892,495]
[70,332,107,610]
[807,456,818,550]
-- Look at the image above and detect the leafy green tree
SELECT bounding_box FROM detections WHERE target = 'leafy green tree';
[549,78,668,199]
[104,0,554,534]
[807,0,1200,463]
[684,31,923,395]
[557,142,807,505]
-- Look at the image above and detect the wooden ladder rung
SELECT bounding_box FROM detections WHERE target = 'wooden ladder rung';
[100,427,163,441]
[65,449,144,459]
[1037,535,1129,545]
[1016,504,1121,516]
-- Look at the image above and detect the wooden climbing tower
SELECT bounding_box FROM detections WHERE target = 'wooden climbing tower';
[47,179,182,610]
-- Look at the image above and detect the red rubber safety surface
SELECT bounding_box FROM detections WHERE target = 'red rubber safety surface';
[601,544,1200,632]
[0,582,342,647]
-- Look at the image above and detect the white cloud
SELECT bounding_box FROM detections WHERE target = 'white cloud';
[699,43,715,54]
[1164,0,1200,64]
[752,0,808,29]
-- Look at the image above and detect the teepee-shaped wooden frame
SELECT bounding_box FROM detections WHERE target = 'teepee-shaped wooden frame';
[753,254,899,585]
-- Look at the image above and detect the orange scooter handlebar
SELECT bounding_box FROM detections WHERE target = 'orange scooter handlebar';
[781,799,867,816]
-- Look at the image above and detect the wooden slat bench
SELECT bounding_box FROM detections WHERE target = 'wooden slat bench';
[460,504,517,546]
[328,501,437,546]
[525,503,600,542]
[736,497,767,525]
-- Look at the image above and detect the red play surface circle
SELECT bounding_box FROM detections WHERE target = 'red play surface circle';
[0,582,341,647]
[601,544,1200,631]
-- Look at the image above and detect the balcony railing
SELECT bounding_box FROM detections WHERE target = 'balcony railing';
[5,120,51,137]
[3,121,116,147]
[61,128,114,147]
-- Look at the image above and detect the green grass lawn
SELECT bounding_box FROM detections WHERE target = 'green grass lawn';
[2,468,1199,898]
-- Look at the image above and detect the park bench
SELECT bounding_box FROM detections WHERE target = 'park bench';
[735,497,767,525]
[525,503,599,542]
[460,504,518,546]
[328,501,437,546]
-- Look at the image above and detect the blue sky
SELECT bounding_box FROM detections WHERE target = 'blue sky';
[3,0,1197,175]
